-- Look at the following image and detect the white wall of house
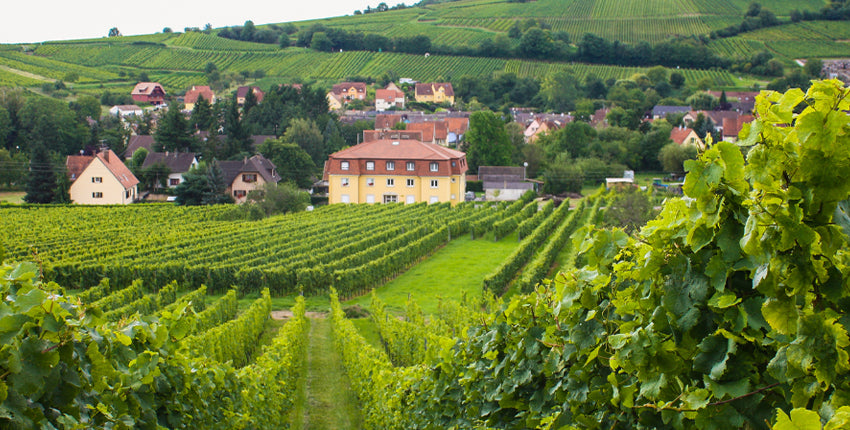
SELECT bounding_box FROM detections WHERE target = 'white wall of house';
[70,159,136,205]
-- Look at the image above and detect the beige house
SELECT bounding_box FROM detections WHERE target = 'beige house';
[670,126,705,150]
[219,155,281,203]
[66,150,139,205]
[327,139,468,205]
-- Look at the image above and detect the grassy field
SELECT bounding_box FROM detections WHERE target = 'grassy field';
[344,232,520,314]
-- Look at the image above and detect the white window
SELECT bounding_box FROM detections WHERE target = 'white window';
[92,192,103,198]
[367,178,375,186]
[430,162,439,172]
[451,178,456,183]
[387,178,395,187]
[406,161,415,171]
[406,195,415,204]
[341,161,350,170]
[407,179,414,187]
[451,194,456,200]
[341,177,349,187]
[429,196,439,204]
[386,161,395,171]
[92,177,102,183]
[366,161,375,171]
[430,179,438,188]
[341,194,350,203]
[366,194,375,204]
[383,194,398,203]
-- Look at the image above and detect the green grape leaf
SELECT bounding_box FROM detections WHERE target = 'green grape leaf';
[708,291,741,310]
[762,298,798,336]
[15,287,47,315]
[3,262,38,282]
[825,406,850,430]
[773,408,822,430]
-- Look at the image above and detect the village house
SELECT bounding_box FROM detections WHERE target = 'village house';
[66,150,139,205]
[140,152,199,188]
[524,118,563,144]
[375,87,406,111]
[669,126,704,150]
[183,86,215,112]
[218,155,281,203]
[131,82,166,105]
[332,82,368,101]
[651,105,692,120]
[327,139,467,205]
[236,86,265,106]
[109,105,143,118]
[327,92,344,111]
[414,83,455,105]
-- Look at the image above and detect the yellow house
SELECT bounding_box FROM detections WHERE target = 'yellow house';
[327,139,468,205]
[415,83,455,105]
[183,85,215,112]
[66,150,139,204]
[326,92,344,111]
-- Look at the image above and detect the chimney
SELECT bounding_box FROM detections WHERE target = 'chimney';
[103,150,109,162]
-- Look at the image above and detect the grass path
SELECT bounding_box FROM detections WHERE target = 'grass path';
[290,316,362,430]
[344,232,520,314]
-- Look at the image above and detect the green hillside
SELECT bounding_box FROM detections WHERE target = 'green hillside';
[0,0,846,96]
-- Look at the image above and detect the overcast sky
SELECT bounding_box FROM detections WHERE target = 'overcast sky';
[0,0,386,44]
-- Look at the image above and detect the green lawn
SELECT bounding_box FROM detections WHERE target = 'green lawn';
[344,232,520,315]
[290,317,362,430]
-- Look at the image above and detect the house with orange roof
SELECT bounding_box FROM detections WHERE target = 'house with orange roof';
[375,114,403,130]
[332,82,367,101]
[670,126,704,150]
[722,114,754,142]
[183,86,215,112]
[415,83,455,105]
[66,150,139,204]
[236,86,264,106]
[375,87,405,111]
[524,118,563,144]
[131,82,166,105]
[327,139,468,205]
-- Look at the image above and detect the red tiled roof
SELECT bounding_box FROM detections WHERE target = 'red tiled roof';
[415,82,454,97]
[330,139,464,161]
[363,130,423,142]
[406,122,435,142]
[236,86,264,102]
[332,82,367,95]
[66,155,93,181]
[328,139,467,177]
[445,117,469,135]
[132,82,165,96]
[670,127,696,145]
[375,114,402,129]
[376,89,404,102]
[184,85,214,104]
[98,150,139,189]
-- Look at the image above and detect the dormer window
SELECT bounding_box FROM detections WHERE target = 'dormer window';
[366,161,375,171]
[386,161,395,171]
[430,162,439,172]
[341,161,350,170]
[406,161,415,171]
